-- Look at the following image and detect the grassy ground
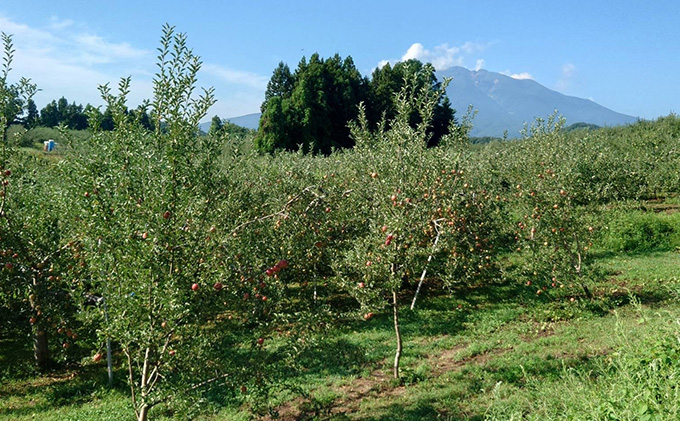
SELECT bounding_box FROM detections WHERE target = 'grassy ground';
[1,215,679,420]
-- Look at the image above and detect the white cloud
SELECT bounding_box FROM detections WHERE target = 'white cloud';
[510,72,534,80]
[401,42,464,70]
[49,16,74,30]
[556,63,576,91]
[380,41,490,72]
[73,34,150,64]
[474,59,485,71]
[0,13,153,108]
[202,63,269,90]
[461,42,487,54]
[500,70,534,80]
[0,13,266,118]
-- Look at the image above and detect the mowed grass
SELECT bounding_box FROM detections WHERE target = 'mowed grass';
[2,246,679,420]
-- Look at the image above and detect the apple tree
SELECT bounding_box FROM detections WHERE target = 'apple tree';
[63,26,290,420]
[333,72,501,379]
[0,33,88,370]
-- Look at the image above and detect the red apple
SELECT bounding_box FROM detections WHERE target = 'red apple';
[240,386,247,393]
[29,317,36,325]
[358,282,365,288]
[168,349,176,356]
[93,353,103,362]
[191,283,199,291]
[161,321,167,328]
[277,259,288,269]
[163,211,171,219]
[213,282,223,291]
[265,268,274,277]
[257,337,265,345]
[62,343,70,349]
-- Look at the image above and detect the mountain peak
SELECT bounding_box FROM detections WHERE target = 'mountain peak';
[437,67,637,137]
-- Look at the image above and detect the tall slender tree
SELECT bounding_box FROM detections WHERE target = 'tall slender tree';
[23,98,39,128]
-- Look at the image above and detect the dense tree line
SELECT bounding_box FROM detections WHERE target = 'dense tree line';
[255,55,456,154]
[15,96,154,132]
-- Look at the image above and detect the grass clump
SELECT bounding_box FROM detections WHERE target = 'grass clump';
[600,209,680,253]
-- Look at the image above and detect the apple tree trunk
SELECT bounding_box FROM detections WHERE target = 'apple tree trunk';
[33,328,51,370]
[392,290,402,379]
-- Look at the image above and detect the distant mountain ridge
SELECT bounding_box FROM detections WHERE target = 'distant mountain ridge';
[438,66,638,137]
[224,113,260,130]
[199,113,260,133]
[208,67,638,138]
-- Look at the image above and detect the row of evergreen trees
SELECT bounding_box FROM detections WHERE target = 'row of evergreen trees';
[16,97,154,131]
[255,56,456,154]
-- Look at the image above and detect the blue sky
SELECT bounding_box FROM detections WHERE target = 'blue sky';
[1,1,678,120]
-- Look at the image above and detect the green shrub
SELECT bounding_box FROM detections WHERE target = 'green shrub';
[601,210,680,253]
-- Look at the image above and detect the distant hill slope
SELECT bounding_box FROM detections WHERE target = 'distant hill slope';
[438,66,638,137]
[206,68,638,138]
[199,113,260,133]
[224,113,260,130]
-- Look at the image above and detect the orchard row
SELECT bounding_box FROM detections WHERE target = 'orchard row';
[2,28,679,420]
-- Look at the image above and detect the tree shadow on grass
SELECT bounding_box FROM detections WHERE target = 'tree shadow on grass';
[0,364,128,419]
[295,337,373,379]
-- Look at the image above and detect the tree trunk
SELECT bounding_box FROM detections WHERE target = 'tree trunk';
[392,290,402,379]
[138,404,149,421]
[34,328,51,370]
[580,282,593,300]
